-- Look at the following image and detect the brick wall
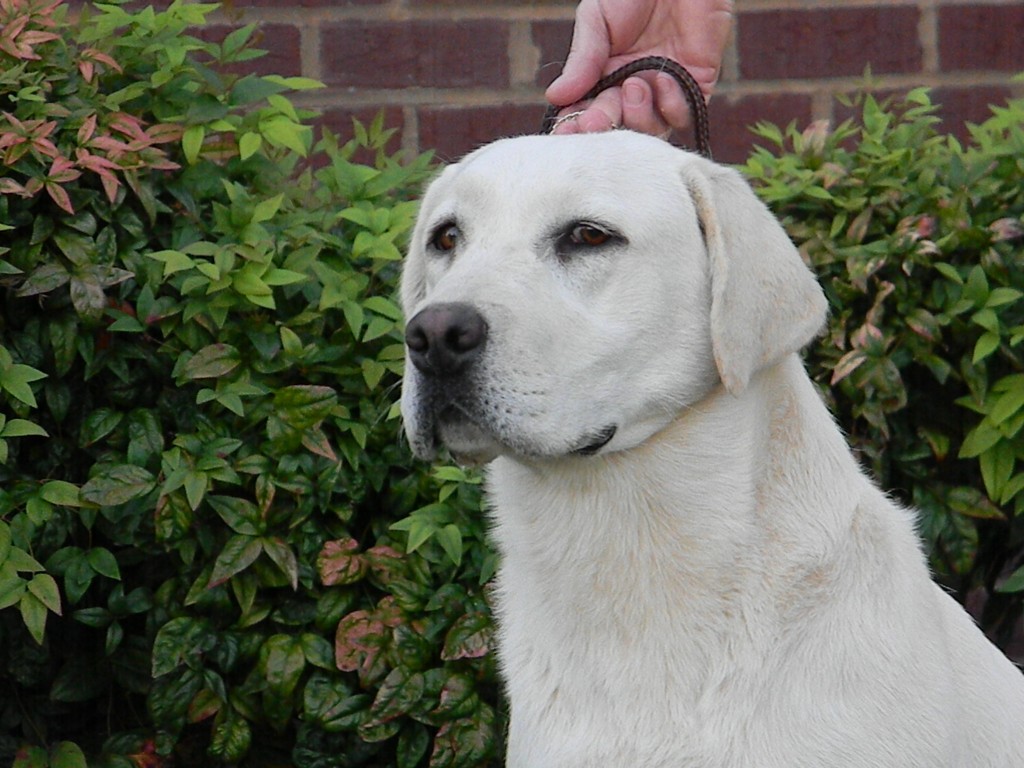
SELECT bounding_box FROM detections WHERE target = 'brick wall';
[209,0,1023,164]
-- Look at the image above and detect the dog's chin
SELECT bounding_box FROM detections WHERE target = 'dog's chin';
[436,418,502,467]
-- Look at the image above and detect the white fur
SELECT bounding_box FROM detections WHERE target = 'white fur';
[400,131,1024,767]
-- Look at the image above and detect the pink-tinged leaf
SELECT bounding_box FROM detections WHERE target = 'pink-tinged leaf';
[431,672,478,720]
[990,218,1023,243]
[99,171,120,203]
[82,47,122,73]
[110,113,149,143]
[146,123,184,144]
[47,156,81,183]
[34,120,57,139]
[20,30,59,46]
[77,113,98,144]
[0,177,28,196]
[830,349,867,385]
[441,611,493,661]
[187,688,222,723]
[45,182,75,215]
[334,609,386,674]
[88,135,131,154]
[430,707,497,767]
[2,111,25,131]
[301,426,337,461]
[31,137,59,158]
[317,538,367,587]
[78,60,95,83]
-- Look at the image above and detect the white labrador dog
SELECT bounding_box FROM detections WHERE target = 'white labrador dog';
[399,131,1024,767]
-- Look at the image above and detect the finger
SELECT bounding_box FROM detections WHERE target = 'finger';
[545,2,610,107]
[574,88,624,133]
[652,72,696,132]
[620,77,672,137]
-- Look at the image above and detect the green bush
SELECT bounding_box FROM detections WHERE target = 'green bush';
[0,2,500,766]
[743,86,1024,644]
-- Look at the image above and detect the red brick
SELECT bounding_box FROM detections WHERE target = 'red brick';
[532,20,575,87]
[199,23,302,78]
[932,85,1014,142]
[698,93,813,165]
[939,4,1024,72]
[417,104,544,160]
[321,21,510,89]
[737,8,922,81]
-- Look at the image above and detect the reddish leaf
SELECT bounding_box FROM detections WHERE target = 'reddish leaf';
[334,609,387,678]
[317,537,367,586]
[441,612,493,661]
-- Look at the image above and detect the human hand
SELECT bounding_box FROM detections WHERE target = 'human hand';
[546,0,733,137]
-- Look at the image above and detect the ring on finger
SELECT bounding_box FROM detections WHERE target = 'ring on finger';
[552,110,586,130]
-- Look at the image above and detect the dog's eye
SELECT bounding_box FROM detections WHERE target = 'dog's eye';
[430,223,459,252]
[569,223,612,247]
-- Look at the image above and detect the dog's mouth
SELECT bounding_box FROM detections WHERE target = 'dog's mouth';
[570,425,618,456]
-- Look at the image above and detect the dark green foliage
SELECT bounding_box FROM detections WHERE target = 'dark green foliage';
[1,2,499,766]
[743,87,1024,644]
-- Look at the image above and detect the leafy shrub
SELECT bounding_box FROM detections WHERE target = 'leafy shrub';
[743,87,1024,645]
[0,2,500,766]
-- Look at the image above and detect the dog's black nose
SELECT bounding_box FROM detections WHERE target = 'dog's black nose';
[405,303,488,375]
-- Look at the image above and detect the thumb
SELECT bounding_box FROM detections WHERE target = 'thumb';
[545,9,611,107]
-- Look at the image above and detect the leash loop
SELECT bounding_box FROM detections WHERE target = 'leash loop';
[540,56,713,160]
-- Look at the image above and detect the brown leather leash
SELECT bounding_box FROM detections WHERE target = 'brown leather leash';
[540,56,713,160]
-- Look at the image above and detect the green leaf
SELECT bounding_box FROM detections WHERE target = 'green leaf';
[86,547,121,580]
[27,573,62,615]
[40,480,82,507]
[208,709,252,763]
[81,465,156,506]
[148,249,195,276]
[0,419,47,438]
[208,495,262,535]
[366,667,425,729]
[252,193,284,223]
[436,523,463,567]
[152,617,213,677]
[273,385,337,428]
[79,408,124,446]
[997,563,1024,593]
[259,633,306,729]
[183,124,206,164]
[12,746,48,768]
[208,534,263,588]
[1,363,47,407]
[49,742,87,768]
[261,536,298,590]
[0,520,10,564]
[16,263,71,297]
[239,131,262,160]
[20,591,48,644]
[182,344,241,380]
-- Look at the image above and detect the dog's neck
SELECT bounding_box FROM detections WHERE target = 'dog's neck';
[487,354,868,655]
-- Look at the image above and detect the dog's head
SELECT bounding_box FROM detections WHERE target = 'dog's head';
[400,132,826,464]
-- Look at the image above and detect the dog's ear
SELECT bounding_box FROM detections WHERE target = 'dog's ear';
[681,156,827,395]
